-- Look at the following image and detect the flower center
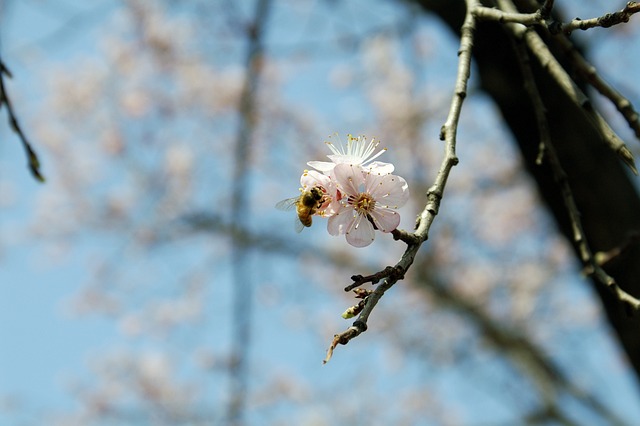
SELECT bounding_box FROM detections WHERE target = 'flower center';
[352,193,375,215]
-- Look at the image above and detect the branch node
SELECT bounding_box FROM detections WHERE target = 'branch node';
[352,320,368,333]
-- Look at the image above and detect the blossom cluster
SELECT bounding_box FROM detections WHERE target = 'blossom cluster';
[290,134,409,247]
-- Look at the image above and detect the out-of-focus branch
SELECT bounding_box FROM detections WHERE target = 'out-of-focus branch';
[228,0,272,424]
[491,0,640,314]
[324,0,478,364]
[515,0,640,142]
[180,210,623,424]
[477,0,640,145]
[555,35,640,140]
[0,56,45,182]
[594,231,640,268]
[474,1,637,175]
[415,263,626,426]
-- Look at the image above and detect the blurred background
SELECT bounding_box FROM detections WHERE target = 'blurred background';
[1,0,640,424]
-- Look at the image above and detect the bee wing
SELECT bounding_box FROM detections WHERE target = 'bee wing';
[276,196,307,233]
[275,197,298,211]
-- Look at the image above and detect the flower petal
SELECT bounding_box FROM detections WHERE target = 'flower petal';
[328,154,361,164]
[364,161,394,174]
[307,161,335,173]
[369,208,401,232]
[327,205,355,236]
[367,174,409,208]
[331,163,364,197]
[346,214,375,247]
[300,169,330,188]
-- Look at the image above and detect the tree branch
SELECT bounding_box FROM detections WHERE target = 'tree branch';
[325,0,640,364]
[0,56,45,182]
[553,1,640,34]
[417,265,626,426]
[504,5,640,316]
[494,2,637,175]
[555,36,640,141]
[177,208,625,423]
[477,0,640,146]
[228,0,272,423]
[474,1,640,35]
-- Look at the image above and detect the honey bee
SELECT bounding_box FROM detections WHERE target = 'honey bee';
[276,186,325,232]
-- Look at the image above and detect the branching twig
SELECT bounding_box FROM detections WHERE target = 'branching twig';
[503,0,640,316]
[0,56,45,182]
[552,1,640,34]
[549,30,640,141]
[182,209,624,423]
[475,1,640,34]
[480,0,640,144]
[472,0,554,25]
[325,0,640,363]
[345,266,404,292]
[594,231,640,267]
[494,1,637,175]
[323,0,478,363]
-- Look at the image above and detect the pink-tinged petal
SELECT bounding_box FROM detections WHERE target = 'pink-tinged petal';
[300,170,340,217]
[368,174,409,208]
[307,161,335,173]
[319,196,341,216]
[331,163,364,197]
[378,187,409,208]
[327,205,356,236]
[301,169,331,190]
[369,208,401,232]
[346,215,375,247]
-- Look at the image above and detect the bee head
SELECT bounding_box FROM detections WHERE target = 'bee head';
[310,186,324,201]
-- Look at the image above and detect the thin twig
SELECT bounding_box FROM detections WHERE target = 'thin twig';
[553,1,640,34]
[472,0,554,24]
[593,231,640,267]
[0,56,45,182]
[323,0,478,363]
[345,266,404,292]
[474,0,640,35]
[472,3,543,26]
[554,33,640,141]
